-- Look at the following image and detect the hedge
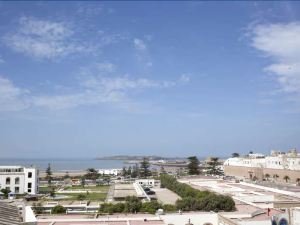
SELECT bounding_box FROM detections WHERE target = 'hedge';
[160,174,235,212]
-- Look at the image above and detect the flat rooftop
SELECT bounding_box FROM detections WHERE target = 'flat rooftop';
[113,184,137,199]
[37,214,164,225]
[0,201,21,225]
[179,177,300,207]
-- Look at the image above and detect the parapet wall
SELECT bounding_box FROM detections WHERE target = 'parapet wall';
[224,165,300,183]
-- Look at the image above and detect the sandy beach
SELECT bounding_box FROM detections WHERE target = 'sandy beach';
[39,170,86,178]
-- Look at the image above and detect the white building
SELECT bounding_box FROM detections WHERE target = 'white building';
[0,166,39,195]
[98,168,122,176]
[135,179,159,187]
[224,149,300,183]
[224,149,300,171]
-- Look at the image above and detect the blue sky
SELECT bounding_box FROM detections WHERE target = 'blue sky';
[0,1,300,158]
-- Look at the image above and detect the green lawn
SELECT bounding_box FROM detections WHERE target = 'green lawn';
[64,185,109,192]
[39,186,53,192]
[55,192,107,201]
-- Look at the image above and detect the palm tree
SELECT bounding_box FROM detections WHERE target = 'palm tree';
[296,178,300,186]
[283,175,290,183]
[273,174,279,181]
[264,174,270,181]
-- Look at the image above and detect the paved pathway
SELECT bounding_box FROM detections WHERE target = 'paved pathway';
[152,187,180,205]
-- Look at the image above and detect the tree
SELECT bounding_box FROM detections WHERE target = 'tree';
[122,167,127,176]
[249,151,254,154]
[81,177,86,188]
[63,171,70,179]
[284,175,290,183]
[131,164,139,178]
[51,205,66,214]
[50,187,55,198]
[264,174,270,181]
[273,174,279,180]
[0,189,10,198]
[187,156,200,175]
[231,153,240,158]
[85,168,99,180]
[206,157,223,176]
[103,176,110,185]
[127,166,132,177]
[46,163,53,186]
[139,157,151,178]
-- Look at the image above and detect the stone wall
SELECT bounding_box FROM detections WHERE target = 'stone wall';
[224,165,300,183]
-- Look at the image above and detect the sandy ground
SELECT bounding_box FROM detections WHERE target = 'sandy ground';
[39,171,86,178]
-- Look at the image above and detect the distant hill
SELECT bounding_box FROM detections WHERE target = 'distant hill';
[96,155,184,160]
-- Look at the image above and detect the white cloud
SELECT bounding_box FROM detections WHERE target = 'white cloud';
[3,17,96,60]
[0,76,29,111]
[96,62,117,73]
[0,74,190,111]
[31,75,185,110]
[251,22,300,94]
[134,38,146,51]
[179,74,191,83]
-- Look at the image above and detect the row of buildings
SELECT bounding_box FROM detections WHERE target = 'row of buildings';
[224,149,300,183]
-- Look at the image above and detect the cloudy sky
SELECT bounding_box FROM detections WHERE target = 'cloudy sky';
[0,1,300,158]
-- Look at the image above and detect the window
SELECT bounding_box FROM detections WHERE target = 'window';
[6,177,10,185]
[15,187,19,194]
[28,189,31,193]
[28,172,32,178]
[28,182,32,188]
[15,177,20,185]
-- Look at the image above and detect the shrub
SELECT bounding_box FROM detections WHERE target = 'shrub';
[0,189,9,198]
[113,202,125,213]
[51,205,66,214]
[99,203,114,214]
[100,202,126,214]
[32,202,44,214]
[99,197,175,215]
[163,204,177,212]
[124,196,142,213]
[77,194,86,200]
[140,201,162,214]
[161,174,235,212]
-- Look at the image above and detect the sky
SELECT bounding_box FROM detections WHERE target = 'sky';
[0,1,300,158]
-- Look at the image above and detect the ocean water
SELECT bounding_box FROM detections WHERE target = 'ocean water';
[0,158,125,172]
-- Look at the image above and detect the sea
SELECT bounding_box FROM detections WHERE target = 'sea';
[0,158,126,172]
